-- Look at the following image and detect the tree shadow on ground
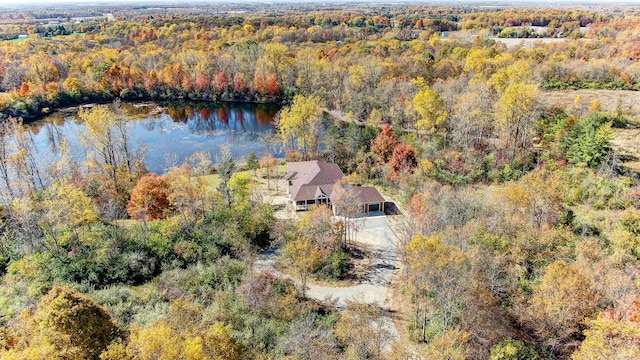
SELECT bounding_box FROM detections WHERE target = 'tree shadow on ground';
[384,201,402,215]
[341,245,373,282]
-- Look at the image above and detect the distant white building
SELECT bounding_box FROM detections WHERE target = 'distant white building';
[71,13,115,23]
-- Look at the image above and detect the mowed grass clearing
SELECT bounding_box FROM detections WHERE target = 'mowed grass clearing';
[541,89,640,119]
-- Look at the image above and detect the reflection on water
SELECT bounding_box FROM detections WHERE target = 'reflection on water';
[26,102,282,174]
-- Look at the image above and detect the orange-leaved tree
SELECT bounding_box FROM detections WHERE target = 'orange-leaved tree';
[370,124,398,164]
[572,296,640,360]
[387,143,418,181]
[127,173,171,222]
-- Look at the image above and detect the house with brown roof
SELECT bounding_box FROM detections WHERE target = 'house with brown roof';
[285,160,385,214]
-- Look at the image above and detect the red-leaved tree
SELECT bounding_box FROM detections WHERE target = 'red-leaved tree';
[388,143,418,181]
[371,124,399,164]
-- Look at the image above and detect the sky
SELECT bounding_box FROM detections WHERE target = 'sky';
[0,0,638,5]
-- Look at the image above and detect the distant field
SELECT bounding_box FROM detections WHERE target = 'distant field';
[541,89,640,118]
[4,33,86,43]
[611,128,640,172]
[51,33,87,40]
[491,37,567,49]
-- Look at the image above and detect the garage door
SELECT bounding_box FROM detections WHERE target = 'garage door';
[368,203,379,212]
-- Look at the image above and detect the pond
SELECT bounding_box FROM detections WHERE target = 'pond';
[26,102,282,174]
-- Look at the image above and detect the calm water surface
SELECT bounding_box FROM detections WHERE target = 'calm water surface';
[27,102,282,174]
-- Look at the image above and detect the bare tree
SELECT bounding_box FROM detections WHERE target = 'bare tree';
[0,119,16,202]
[394,213,418,278]
[6,117,46,196]
[335,301,396,359]
[331,183,366,248]
[278,313,339,360]
[215,145,237,207]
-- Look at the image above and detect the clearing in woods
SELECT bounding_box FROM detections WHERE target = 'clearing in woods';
[542,90,640,173]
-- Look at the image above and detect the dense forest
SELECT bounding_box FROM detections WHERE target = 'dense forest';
[0,2,640,360]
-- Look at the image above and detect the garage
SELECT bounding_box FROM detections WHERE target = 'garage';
[368,203,380,212]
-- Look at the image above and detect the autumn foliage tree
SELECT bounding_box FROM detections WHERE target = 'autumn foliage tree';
[166,163,214,219]
[282,233,324,299]
[491,60,540,158]
[126,299,243,360]
[370,124,399,164]
[406,235,470,343]
[278,94,323,160]
[259,152,276,189]
[39,180,99,256]
[527,260,601,354]
[280,205,345,296]
[127,173,171,222]
[79,104,145,209]
[572,297,640,360]
[1,286,123,360]
[387,143,418,181]
[412,77,449,134]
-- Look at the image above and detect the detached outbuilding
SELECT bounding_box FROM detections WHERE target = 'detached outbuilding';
[285,160,385,215]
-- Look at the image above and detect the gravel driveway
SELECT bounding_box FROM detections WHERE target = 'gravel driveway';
[254,211,400,340]
[305,213,398,307]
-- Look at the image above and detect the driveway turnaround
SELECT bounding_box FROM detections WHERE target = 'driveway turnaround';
[254,211,400,341]
[305,212,398,307]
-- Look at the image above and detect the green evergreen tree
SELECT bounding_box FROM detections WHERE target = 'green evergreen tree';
[247,151,259,176]
[564,114,613,168]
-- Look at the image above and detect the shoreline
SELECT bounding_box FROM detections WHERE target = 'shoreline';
[20,98,284,124]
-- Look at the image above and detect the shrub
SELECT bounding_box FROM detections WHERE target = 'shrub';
[490,339,538,360]
[564,114,613,168]
[317,250,349,280]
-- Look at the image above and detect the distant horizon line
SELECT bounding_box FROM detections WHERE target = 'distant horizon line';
[0,0,639,5]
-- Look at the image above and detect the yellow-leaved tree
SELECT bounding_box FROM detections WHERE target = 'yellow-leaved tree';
[406,234,469,343]
[127,299,242,360]
[527,260,601,353]
[79,103,145,206]
[262,42,289,83]
[282,235,323,298]
[490,60,540,159]
[412,77,449,134]
[1,286,123,360]
[38,180,99,255]
[166,163,214,219]
[278,94,323,160]
[127,321,180,360]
